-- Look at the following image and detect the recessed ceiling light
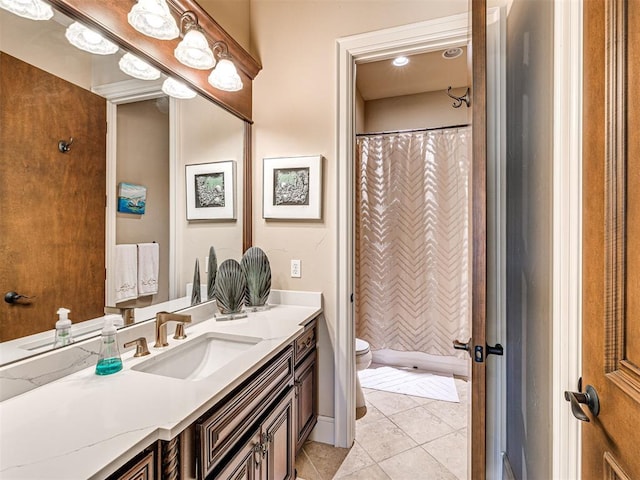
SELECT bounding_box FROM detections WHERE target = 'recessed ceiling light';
[392,56,409,67]
[442,48,463,60]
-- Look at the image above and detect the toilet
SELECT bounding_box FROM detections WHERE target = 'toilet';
[355,338,372,419]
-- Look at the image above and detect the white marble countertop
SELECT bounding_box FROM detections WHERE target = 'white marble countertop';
[0,293,322,479]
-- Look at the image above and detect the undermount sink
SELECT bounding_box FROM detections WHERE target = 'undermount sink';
[131,332,262,381]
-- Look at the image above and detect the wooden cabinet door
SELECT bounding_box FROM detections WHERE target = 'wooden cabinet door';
[295,350,317,453]
[581,0,640,478]
[213,431,262,480]
[262,390,295,480]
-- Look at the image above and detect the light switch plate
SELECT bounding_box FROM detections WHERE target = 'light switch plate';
[291,259,301,278]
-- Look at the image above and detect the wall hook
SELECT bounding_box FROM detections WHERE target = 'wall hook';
[447,87,471,108]
[58,137,74,153]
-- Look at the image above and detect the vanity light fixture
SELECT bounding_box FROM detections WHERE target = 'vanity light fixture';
[0,0,53,20]
[119,53,161,80]
[207,42,243,92]
[174,11,214,70]
[65,22,118,55]
[392,56,409,67]
[162,77,196,99]
[128,0,179,40]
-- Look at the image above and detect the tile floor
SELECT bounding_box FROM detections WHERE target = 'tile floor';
[296,377,469,480]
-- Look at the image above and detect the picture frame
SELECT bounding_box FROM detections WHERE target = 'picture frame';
[117,182,147,215]
[185,161,236,220]
[263,155,322,219]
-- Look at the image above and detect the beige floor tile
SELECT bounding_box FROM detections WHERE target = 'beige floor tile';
[301,441,350,479]
[357,402,386,426]
[422,429,468,480]
[364,390,421,416]
[378,447,457,480]
[335,463,391,480]
[334,441,376,478]
[295,447,322,480]
[356,417,417,462]
[422,399,468,430]
[388,405,455,445]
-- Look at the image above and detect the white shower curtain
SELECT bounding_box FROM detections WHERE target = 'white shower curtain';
[355,127,471,356]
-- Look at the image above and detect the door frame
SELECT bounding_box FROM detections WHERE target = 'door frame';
[335,9,505,477]
[94,79,178,305]
[551,0,583,478]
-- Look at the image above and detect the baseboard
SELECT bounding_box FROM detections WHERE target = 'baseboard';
[502,452,516,480]
[308,415,335,445]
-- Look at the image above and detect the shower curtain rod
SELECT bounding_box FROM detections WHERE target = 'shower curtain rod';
[355,123,470,137]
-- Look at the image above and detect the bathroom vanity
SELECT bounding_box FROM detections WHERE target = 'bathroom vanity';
[0,293,320,479]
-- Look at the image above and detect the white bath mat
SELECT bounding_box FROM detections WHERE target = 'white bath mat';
[359,365,459,403]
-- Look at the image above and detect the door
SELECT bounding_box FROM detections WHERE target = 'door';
[0,53,106,341]
[580,0,640,478]
[456,1,493,478]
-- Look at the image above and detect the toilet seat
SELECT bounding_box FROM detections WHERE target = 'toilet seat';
[356,338,370,356]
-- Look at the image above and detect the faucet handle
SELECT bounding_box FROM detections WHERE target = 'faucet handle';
[174,323,187,340]
[124,337,150,357]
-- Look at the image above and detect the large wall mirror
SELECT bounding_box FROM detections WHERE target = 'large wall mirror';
[0,0,258,365]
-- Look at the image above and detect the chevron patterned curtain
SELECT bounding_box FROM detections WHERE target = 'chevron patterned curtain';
[355,127,471,356]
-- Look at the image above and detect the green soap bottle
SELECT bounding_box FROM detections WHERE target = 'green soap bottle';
[96,315,123,375]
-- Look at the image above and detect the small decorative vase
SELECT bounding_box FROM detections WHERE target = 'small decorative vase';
[215,259,247,314]
[241,247,271,308]
[207,246,217,301]
[191,258,201,305]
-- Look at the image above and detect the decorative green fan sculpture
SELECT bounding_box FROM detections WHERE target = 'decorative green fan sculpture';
[214,259,247,314]
[241,247,271,308]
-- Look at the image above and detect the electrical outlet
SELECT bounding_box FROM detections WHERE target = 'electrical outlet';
[291,259,301,278]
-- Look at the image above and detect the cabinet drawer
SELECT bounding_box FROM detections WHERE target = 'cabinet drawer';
[294,320,316,365]
[108,448,156,480]
[196,346,294,478]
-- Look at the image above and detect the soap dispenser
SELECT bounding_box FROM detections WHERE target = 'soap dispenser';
[53,307,74,348]
[95,314,123,375]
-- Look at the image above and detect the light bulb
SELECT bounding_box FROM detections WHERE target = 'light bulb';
[162,77,196,99]
[119,53,161,81]
[65,22,118,55]
[0,0,53,21]
[208,59,243,92]
[128,0,179,40]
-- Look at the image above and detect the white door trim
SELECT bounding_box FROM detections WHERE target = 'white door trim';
[551,0,583,478]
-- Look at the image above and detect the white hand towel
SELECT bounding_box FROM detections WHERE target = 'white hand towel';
[115,244,138,303]
[137,242,159,296]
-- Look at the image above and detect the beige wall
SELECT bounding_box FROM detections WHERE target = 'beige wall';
[199,0,252,54]
[250,0,470,421]
[116,99,170,305]
[175,95,245,296]
[363,89,471,133]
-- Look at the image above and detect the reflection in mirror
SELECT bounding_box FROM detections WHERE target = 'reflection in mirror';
[0,3,246,365]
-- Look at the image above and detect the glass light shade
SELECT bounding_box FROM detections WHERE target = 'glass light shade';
[162,77,196,99]
[0,0,53,20]
[174,29,214,70]
[65,22,118,55]
[119,53,161,81]
[207,59,243,92]
[128,0,179,40]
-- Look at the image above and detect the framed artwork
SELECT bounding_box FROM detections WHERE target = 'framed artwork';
[186,161,236,220]
[117,182,147,214]
[263,155,322,219]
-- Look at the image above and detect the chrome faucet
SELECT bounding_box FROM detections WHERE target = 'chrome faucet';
[154,311,192,348]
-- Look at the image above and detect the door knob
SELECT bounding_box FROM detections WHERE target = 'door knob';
[564,384,600,422]
[453,339,470,351]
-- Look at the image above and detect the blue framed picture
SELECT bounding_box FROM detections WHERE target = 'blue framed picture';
[117,182,147,215]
